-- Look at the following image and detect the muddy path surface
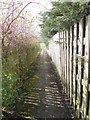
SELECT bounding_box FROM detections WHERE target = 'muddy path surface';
[15,49,76,119]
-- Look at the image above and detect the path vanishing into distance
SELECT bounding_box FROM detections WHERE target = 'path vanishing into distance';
[15,49,76,119]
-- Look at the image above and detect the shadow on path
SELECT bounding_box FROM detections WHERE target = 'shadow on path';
[15,49,76,119]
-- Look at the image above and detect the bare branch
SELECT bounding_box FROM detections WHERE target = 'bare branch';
[2,4,22,26]
[5,1,49,33]
[6,1,39,32]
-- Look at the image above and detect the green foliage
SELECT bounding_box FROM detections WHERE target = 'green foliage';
[1,0,40,114]
[2,41,40,112]
[2,71,18,110]
[41,1,88,38]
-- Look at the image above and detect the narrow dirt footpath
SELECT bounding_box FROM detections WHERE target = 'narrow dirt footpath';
[15,49,76,119]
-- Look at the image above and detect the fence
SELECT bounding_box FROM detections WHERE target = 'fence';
[48,15,90,119]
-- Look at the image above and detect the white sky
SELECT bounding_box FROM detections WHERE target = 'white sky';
[20,0,52,36]
[20,0,52,15]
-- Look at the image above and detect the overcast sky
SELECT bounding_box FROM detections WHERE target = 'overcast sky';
[21,0,52,36]
[21,0,52,14]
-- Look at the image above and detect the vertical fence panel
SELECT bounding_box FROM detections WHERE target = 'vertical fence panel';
[83,15,90,119]
[73,24,77,110]
[76,19,83,117]
[63,31,66,93]
[70,26,74,104]
[64,31,67,93]
[61,31,64,89]
[66,30,68,94]
[48,14,90,119]
[88,15,90,119]
[64,31,67,94]
[59,32,61,77]
[66,29,70,96]
[70,27,72,99]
